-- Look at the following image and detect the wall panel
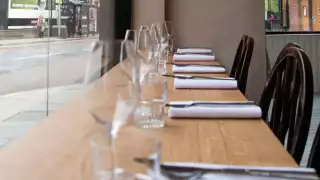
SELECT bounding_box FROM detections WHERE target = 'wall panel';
[166,0,266,102]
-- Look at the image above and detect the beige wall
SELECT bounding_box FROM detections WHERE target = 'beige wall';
[166,0,266,102]
[132,0,165,30]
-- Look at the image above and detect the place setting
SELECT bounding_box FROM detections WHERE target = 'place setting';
[166,100,262,119]
[173,51,216,62]
[162,73,238,89]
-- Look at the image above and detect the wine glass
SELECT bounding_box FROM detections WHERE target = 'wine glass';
[151,22,170,70]
[150,24,161,49]
[137,26,159,69]
[84,40,141,127]
[124,30,137,51]
[156,21,172,44]
[91,126,162,180]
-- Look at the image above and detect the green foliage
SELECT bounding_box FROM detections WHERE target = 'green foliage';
[265,0,279,12]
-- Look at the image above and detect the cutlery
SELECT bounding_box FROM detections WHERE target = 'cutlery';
[165,101,256,108]
[162,74,234,80]
[174,52,213,55]
[134,158,319,180]
[167,60,224,67]
[161,165,319,180]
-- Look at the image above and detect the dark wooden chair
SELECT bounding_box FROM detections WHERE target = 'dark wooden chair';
[266,42,301,77]
[277,42,302,61]
[230,35,255,94]
[230,35,248,78]
[308,124,320,175]
[259,46,314,164]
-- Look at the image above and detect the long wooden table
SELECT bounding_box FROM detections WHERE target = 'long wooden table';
[0,58,297,180]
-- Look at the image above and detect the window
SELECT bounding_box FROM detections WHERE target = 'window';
[265,0,319,32]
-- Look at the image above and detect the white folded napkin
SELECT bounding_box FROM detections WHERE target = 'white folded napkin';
[172,65,225,73]
[173,54,215,61]
[168,101,262,119]
[174,78,237,89]
[163,162,317,180]
[177,48,212,54]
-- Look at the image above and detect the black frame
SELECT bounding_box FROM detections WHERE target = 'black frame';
[115,0,132,39]
[0,0,9,29]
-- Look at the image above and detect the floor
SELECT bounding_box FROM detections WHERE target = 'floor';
[0,84,84,148]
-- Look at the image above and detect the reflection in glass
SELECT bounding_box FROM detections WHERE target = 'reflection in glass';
[265,0,316,31]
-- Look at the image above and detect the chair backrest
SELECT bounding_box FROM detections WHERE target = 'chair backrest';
[230,35,249,78]
[230,35,254,94]
[266,43,301,78]
[259,46,314,164]
[230,35,248,78]
[308,124,320,175]
[237,37,254,94]
[277,42,302,61]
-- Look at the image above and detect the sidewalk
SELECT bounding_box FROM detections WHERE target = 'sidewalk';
[0,84,84,148]
[0,36,98,46]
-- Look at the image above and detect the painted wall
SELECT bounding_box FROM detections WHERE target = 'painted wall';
[132,0,165,30]
[166,0,266,102]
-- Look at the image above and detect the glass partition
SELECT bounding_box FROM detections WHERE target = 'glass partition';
[47,0,99,113]
[0,0,102,148]
[0,0,50,147]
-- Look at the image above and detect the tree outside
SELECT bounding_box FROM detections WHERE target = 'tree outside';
[265,0,279,13]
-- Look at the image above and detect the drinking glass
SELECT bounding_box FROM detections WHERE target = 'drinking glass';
[85,42,141,127]
[91,127,161,180]
[153,22,172,63]
[120,39,157,83]
[134,73,167,128]
[156,21,172,44]
[137,26,160,73]
[150,24,161,46]
[167,38,174,56]
[124,30,137,48]
[86,80,140,128]
[119,40,141,83]
[137,26,151,56]
[157,60,167,74]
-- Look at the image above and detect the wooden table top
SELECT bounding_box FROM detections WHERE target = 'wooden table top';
[0,58,297,180]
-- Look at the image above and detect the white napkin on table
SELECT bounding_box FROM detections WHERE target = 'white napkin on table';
[177,48,212,54]
[163,162,317,180]
[172,65,226,73]
[174,78,237,89]
[173,54,216,61]
[168,101,262,119]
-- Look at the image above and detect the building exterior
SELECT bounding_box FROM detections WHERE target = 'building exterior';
[0,0,98,35]
[265,0,320,31]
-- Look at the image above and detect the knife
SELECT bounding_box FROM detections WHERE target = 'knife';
[134,158,319,180]
[174,52,214,55]
[167,60,223,67]
[162,74,234,80]
[161,164,319,180]
[165,101,256,108]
